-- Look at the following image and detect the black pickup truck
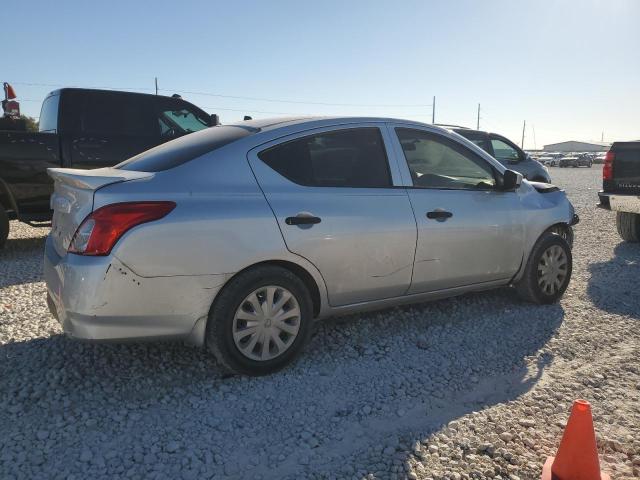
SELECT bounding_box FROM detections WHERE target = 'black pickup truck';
[598,141,640,242]
[0,88,216,246]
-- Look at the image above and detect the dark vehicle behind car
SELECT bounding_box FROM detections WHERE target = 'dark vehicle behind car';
[559,155,593,168]
[450,127,551,183]
[0,88,215,246]
[598,141,640,242]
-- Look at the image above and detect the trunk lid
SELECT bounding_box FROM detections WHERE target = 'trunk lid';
[48,167,153,256]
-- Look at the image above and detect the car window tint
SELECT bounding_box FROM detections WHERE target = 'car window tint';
[116,125,252,172]
[258,128,391,188]
[491,138,520,162]
[396,128,495,190]
[82,93,156,136]
[454,131,491,154]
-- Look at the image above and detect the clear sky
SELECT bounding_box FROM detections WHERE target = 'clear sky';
[4,0,639,148]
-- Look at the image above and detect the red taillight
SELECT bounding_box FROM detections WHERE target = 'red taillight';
[603,151,615,181]
[68,201,176,256]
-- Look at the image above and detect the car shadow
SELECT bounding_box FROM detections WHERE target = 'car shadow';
[0,235,46,288]
[587,242,640,319]
[0,288,563,478]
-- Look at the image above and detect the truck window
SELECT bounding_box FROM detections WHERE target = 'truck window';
[39,94,60,133]
[82,92,157,137]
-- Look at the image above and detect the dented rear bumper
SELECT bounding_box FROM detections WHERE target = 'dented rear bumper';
[44,235,227,345]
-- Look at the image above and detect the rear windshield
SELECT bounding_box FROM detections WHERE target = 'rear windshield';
[116,125,254,172]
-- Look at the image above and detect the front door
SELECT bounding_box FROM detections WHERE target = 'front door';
[248,125,417,306]
[390,126,524,293]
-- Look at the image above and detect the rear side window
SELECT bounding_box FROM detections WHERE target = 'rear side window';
[82,93,156,136]
[38,94,60,133]
[116,125,252,172]
[258,128,391,188]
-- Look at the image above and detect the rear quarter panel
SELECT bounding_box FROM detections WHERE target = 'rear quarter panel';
[96,143,307,279]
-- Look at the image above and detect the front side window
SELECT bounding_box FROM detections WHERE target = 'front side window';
[258,128,391,188]
[396,128,496,190]
[491,138,521,163]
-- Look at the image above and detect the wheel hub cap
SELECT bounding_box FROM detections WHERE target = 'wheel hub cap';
[537,245,568,295]
[232,286,301,361]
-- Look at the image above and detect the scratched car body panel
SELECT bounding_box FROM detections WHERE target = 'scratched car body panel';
[44,117,576,372]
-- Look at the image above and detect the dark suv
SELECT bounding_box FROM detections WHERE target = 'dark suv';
[447,127,551,183]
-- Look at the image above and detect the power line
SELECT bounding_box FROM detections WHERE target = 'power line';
[8,81,433,109]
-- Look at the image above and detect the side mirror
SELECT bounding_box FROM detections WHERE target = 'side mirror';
[209,114,220,126]
[502,169,523,191]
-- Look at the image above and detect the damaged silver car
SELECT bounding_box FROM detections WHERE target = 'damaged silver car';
[44,117,578,375]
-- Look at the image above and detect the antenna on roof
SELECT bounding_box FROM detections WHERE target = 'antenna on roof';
[155,77,158,96]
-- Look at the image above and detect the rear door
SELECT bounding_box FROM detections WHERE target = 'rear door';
[68,91,159,169]
[248,124,417,307]
[389,125,524,293]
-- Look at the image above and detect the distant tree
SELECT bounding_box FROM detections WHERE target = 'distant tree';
[20,115,39,132]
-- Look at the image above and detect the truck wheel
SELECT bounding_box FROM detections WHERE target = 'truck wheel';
[616,212,640,243]
[0,207,9,249]
[516,232,572,304]
[206,265,314,376]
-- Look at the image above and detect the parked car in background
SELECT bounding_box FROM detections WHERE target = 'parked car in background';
[45,117,577,375]
[0,88,217,247]
[598,141,640,242]
[448,127,552,183]
[559,155,593,168]
[538,156,557,167]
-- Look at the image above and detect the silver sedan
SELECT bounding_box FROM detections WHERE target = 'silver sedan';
[44,117,577,375]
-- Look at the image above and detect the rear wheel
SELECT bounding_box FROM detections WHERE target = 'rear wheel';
[616,212,640,243]
[206,266,313,376]
[0,206,9,249]
[516,232,572,304]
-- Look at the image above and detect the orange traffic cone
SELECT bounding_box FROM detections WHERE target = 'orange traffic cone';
[541,399,610,480]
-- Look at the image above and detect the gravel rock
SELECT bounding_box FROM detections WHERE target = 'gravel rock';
[1,168,639,479]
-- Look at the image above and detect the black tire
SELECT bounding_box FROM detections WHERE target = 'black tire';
[516,232,572,304]
[206,265,314,376]
[616,212,640,243]
[0,206,9,249]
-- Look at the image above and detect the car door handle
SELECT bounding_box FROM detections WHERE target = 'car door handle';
[285,215,322,226]
[426,210,453,220]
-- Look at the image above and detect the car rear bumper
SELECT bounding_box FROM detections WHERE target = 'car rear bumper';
[44,235,227,345]
[598,191,640,213]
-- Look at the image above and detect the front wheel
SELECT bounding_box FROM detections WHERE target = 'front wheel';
[616,212,640,243]
[516,232,572,304]
[0,206,9,249]
[206,266,314,376]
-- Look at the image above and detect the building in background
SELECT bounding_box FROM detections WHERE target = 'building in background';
[543,141,611,152]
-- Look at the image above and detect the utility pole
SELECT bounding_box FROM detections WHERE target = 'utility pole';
[432,96,436,124]
[155,77,158,95]
[521,120,526,148]
[601,131,604,142]
[532,125,537,150]
[476,103,480,130]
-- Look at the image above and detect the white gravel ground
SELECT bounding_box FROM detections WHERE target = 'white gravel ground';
[1,167,639,480]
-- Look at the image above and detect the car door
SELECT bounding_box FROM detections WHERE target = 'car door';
[248,124,417,307]
[68,91,159,169]
[389,125,524,294]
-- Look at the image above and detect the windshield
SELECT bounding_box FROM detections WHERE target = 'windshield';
[159,107,209,134]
